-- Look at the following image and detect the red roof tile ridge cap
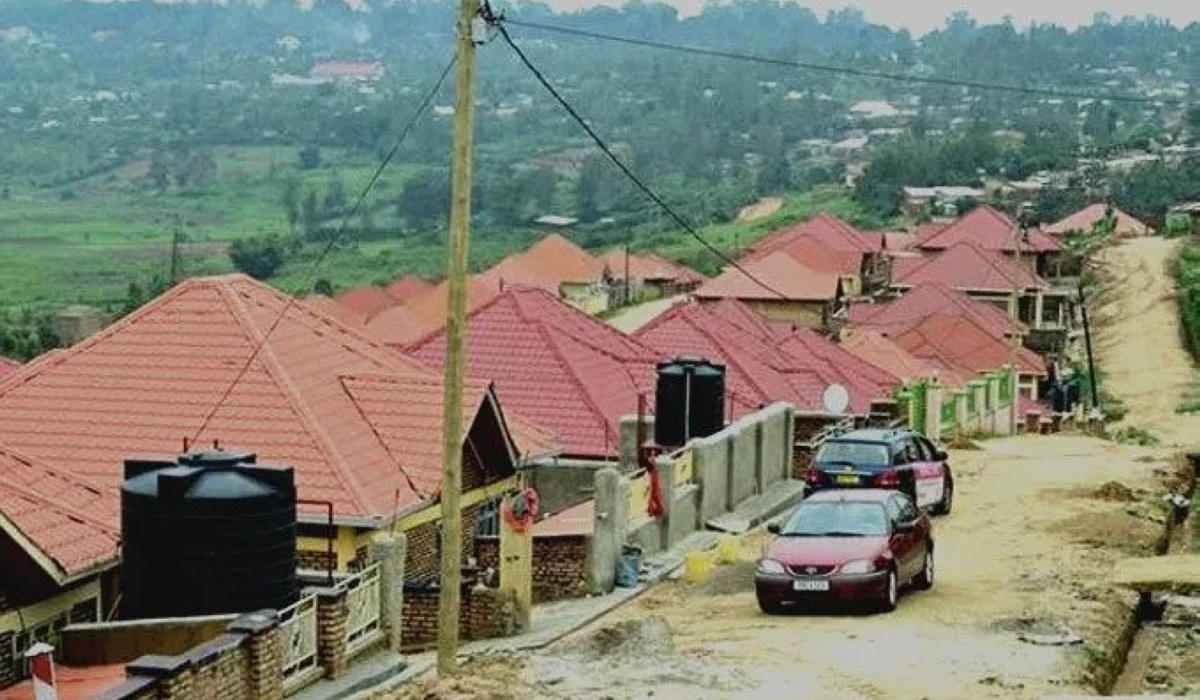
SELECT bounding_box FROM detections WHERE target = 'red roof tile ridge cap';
[218,282,379,516]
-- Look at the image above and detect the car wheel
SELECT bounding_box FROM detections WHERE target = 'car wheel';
[877,568,898,613]
[932,477,953,516]
[913,546,934,590]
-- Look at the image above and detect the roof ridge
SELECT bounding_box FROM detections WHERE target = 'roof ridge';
[510,287,656,361]
[538,321,622,455]
[336,375,433,501]
[217,282,379,516]
[680,310,773,404]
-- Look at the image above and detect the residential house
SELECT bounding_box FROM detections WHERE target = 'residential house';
[892,240,1072,336]
[334,284,399,322]
[846,282,1045,398]
[693,252,844,330]
[477,233,610,314]
[407,286,657,461]
[902,186,986,218]
[0,275,547,686]
[840,327,968,389]
[913,205,1062,279]
[746,214,890,297]
[1044,204,1150,238]
[598,249,705,302]
[633,299,899,419]
[366,276,501,349]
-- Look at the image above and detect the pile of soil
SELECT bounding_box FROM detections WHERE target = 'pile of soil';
[1095,480,1137,502]
[384,655,537,700]
[556,616,675,660]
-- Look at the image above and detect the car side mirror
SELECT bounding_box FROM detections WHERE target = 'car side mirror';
[766,522,781,535]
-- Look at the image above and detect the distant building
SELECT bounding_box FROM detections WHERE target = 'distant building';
[311,60,384,83]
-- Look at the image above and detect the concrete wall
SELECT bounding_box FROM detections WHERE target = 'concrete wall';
[61,615,238,666]
[528,461,604,515]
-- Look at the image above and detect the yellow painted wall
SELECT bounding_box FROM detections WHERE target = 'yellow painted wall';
[294,476,522,572]
[746,300,826,329]
[840,275,862,297]
[0,579,102,637]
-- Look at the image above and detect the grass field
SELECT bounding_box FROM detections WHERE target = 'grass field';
[0,146,866,308]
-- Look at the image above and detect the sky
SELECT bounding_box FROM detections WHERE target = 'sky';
[533,0,1200,35]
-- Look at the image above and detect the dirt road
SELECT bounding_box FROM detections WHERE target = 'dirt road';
[606,295,686,334]
[386,436,1180,700]
[1093,237,1200,446]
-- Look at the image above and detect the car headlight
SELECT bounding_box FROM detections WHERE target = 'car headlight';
[840,559,876,575]
[757,559,786,575]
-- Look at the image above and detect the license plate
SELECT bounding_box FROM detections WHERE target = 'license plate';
[835,474,859,486]
[793,579,830,592]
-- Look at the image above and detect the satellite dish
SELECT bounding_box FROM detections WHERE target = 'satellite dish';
[822,383,850,415]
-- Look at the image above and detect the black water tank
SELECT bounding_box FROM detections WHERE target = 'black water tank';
[120,449,298,619]
[654,356,726,447]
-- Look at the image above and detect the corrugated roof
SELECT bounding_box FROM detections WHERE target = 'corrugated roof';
[634,299,891,414]
[916,205,1060,254]
[1044,204,1150,237]
[694,252,842,302]
[896,240,1049,292]
[0,275,523,544]
[407,286,658,460]
[846,282,1023,339]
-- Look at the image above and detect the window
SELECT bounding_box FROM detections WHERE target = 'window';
[883,497,902,523]
[891,440,914,465]
[476,496,502,538]
[781,502,889,537]
[815,441,889,468]
[893,494,918,523]
[913,438,934,461]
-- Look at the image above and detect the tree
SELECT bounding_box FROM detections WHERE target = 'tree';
[314,278,335,296]
[298,145,322,170]
[280,176,301,234]
[228,234,287,280]
[396,170,450,228]
[302,189,321,240]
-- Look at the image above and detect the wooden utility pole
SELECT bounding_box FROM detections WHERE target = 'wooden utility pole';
[437,0,480,676]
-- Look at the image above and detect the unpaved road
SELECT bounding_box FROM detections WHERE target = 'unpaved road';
[736,196,783,222]
[1094,236,1200,446]
[606,295,686,334]
[386,436,1181,700]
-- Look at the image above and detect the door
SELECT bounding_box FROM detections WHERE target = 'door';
[910,437,946,509]
[891,440,919,504]
[890,493,923,579]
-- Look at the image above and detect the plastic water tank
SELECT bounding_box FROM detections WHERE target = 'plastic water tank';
[120,449,298,619]
[654,356,727,447]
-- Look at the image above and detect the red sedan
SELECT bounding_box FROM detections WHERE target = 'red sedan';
[755,489,934,614]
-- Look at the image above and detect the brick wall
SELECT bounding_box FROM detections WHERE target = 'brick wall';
[472,535,589,603]
[186,637,251,699]
[298,549,335,572]
[400,585,515,651]
[404,501,489,581]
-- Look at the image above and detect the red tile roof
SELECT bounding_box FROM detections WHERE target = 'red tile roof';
[363,303,428,347]
[915,205,1060,254]
[748,213,881,260]
[334,284,398,320]
[840,328,968,389]
[633,299,893,415]
[0,664,126,700]
[385,276,502,349]
[896,240,1048,292]
[598,250,706,285]
[891,313,1047,377]
[881,231,917,251]
[0,275,524,539]
[385,275,434,303]
[479,233,606,293]
[764,234,862,277]
[0,355,19,377]
[846,282,1023,339]
[694,252,842,302]
[0,444,118,579]
[1044,203,1150,237]
[407,286,659,459]
[303,295,366,328]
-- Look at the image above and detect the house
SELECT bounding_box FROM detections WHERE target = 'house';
[746,214,890,297]
[633,299,898,419]
[892,240,1072,334]
[311,61,384,83]
[334,284,399,322]
[477,234,610,314]
[407,286,658,461]
[0,275,547,685]
[903,186,987,218]
[1044,204,1150,238]
[385,275,434,304]
[303,294,366,328]
[840,327,967,388]
[846,281,1025,341]
[692,252,844,330]
[598,249,705,302]
[368,276,501,349]
[913,205,1062,278]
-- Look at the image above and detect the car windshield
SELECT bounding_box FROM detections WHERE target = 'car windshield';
[781,502,889,537]
[814,441,890,469]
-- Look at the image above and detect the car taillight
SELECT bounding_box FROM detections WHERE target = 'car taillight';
[874,469,900,488]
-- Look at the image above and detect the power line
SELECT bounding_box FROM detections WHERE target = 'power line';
[188,55,457,445]
[503,17,1185,106]
[497,24,792,300]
